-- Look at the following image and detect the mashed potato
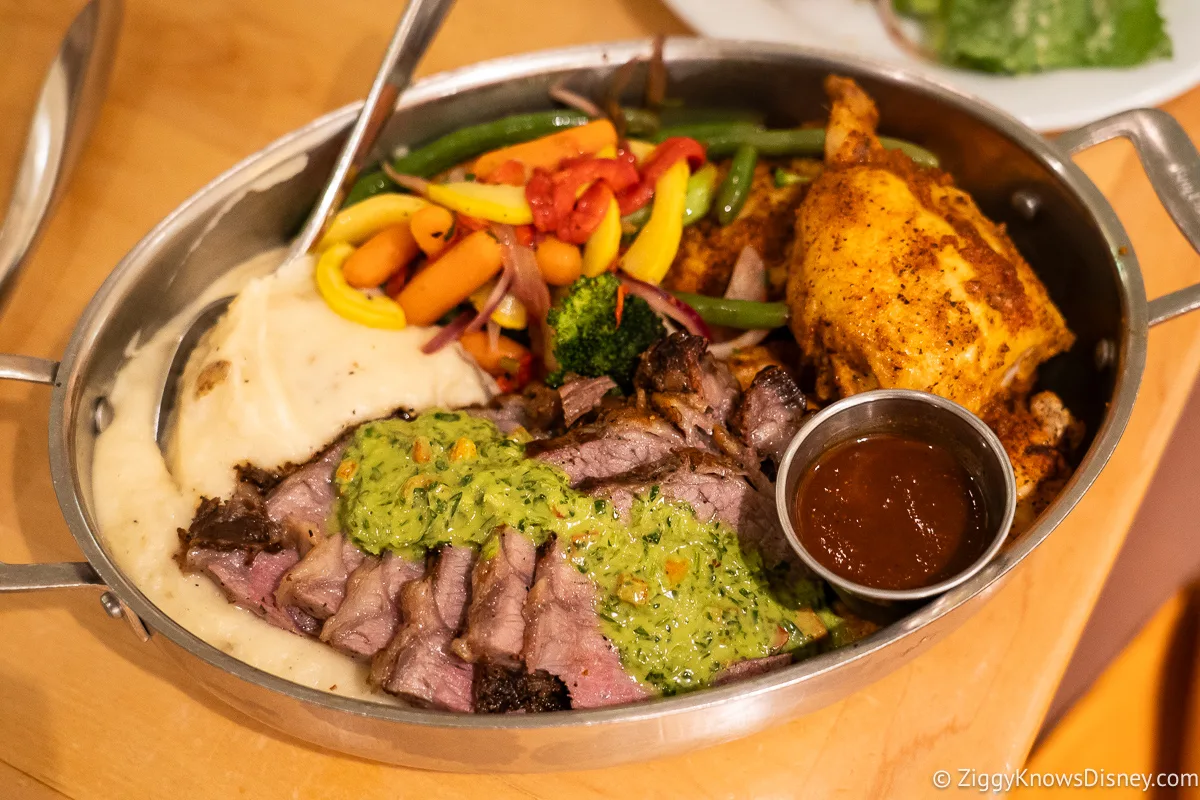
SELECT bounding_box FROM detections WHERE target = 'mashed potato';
[92,250,491,699]
[169,255,495,504]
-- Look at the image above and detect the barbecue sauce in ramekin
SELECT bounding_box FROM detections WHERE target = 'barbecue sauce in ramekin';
[795,433,989,591]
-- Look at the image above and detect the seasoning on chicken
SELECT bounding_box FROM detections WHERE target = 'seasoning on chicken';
[786,75,1075,415]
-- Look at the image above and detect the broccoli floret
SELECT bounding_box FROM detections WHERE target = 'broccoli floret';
[546,274,665,389]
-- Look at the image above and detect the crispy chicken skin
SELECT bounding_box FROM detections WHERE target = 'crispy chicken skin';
[786,76,1075,415]
[985,391,1082,502]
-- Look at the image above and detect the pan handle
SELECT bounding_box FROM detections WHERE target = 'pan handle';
[0,355,104,592]
[1058,109,1200,327]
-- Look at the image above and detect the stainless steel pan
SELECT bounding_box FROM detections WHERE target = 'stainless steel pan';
[2,39,1200,772]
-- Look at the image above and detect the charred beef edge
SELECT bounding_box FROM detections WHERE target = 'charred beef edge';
[176,483,286,566]
[474,664,571,713]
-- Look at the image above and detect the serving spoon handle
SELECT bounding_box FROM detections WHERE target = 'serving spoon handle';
[288,0,456,258]
[152,0,455,450]
[0,0,122,308]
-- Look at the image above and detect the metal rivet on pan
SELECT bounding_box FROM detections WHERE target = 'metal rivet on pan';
[99,591,124,618]
[93,396,113,434]
[1011,190,1042,220]
[1095,338,1116,370]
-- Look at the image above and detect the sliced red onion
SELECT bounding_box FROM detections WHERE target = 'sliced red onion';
[708,328,770,360]
[380,163,430,195]
[619,275,712,339]
[645,35,667,109]
[725,245,767,302]
[487,319,502,356]
[420,310,475,355]
[549,81,604,118]
[492,223,554,369]
[492,225,550,320]
[464,262,514,335]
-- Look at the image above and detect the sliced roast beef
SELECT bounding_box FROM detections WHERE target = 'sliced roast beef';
[711,653,793,686]
[274,532,366,621]
[320,552,425,658]
[577,449,794,570]
[631,334,769,487]
[634,333,740,423]
[558,376,617,426]
[474,663,570,713]
[730,366,807,465]
[264,438,348,552]
[523,538,648,709]
[470,384,562,437]
[579,449,748,520]
[178,482,318,634]
[525,405,687,485]
[184,547,318,635]
[369,546,476,711]
[452,528,536,665]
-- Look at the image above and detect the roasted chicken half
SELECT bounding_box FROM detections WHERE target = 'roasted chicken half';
[786,76,1075,416]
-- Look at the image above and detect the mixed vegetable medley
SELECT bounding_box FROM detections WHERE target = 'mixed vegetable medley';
[311,71,939,392]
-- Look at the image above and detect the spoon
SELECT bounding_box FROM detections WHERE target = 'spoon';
[0,0,122,307]
[153,0,455,451]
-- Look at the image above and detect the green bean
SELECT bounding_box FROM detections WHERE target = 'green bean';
[683,163,719,227]
[344,171,393,207]
[715,145,758,225]
[672,292,789,329]
[773,167,812,188]
[652,121,763,143]
[343,110,593,206]
[697,127,940,168]
[620,204,652,235]
[620,108,661,137]
[658,107,765,128]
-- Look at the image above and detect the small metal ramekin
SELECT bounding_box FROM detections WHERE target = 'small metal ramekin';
[775,389,1017,607]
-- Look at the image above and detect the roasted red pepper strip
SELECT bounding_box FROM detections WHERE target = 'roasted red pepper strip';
[551,157,639,224]
[616,136,706,215]
[557,182,614,245]
[525,168,558,232]
[526,157,640,236]
[614,283,627,328]
[616,142,639,170]
[514,224,536,247]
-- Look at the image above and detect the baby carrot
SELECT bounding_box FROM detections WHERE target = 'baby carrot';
[535,236,583,286]
[341,222,419,289]
[395,230,504,326]
[409,204,456,258]
[458,330,530,376]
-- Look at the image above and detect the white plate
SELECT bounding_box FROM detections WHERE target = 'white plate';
[663,0,1200,131]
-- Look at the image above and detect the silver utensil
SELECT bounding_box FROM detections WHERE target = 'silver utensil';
[0,0,122,305]
[152,0,455,452]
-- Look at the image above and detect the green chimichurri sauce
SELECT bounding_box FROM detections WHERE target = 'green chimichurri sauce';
[336,410,835,693]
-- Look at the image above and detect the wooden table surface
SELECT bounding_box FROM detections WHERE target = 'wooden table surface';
[2,1,1199,797]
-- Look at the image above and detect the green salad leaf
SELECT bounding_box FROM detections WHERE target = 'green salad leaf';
[894,0,1172,75]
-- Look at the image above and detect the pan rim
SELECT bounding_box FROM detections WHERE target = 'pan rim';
[46,36,1147,733]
